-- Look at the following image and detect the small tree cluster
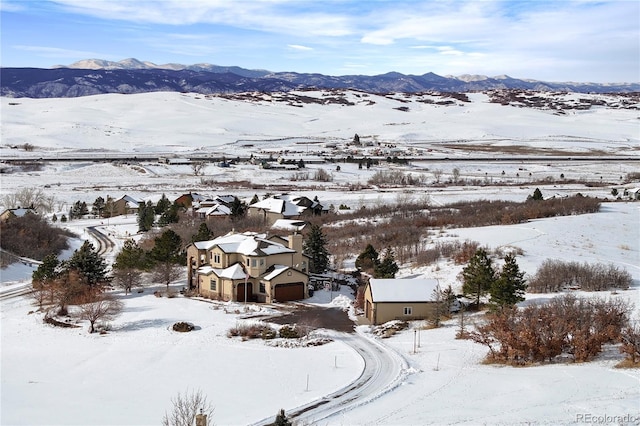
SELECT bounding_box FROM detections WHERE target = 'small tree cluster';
[303,224,330,274]
[354,244,399,278]
[368,170,424,186]
[1,187,55,213]
[0,213,73,260]
[471,295,631,364]
[528,259,631,292]
[461,249,526,310]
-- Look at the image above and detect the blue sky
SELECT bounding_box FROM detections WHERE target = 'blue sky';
[1,0,638,82]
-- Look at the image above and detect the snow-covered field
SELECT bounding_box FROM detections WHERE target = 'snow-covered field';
[1,91,639,425]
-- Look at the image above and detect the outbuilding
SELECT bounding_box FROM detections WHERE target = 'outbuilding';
[363,278,442,325]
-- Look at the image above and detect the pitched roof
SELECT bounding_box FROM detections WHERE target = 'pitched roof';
[196,232,295,257]
[250,197,304,217]
[368,278,440,303]
[271,219,306,231]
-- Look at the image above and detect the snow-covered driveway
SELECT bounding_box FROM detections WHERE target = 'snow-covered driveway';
[251,330,410,425]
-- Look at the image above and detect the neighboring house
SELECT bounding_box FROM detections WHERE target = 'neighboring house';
[248,194,324,226]
[0,207,37,222]
[186,231,309,303]
[112,195,144,216]
[194,203,231,221]
[174,192,208,208]
[363,278,442,325]
[271,219,307,233]
[623,188,640,200]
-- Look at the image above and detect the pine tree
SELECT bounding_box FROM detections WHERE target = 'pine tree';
[355,244,379,274]
[64,240,109,288]
[138,201,155,232]
[150,230,184,288]
[490,254,526,309]
[272,409,291,426]
[92,196,105,217]
[303,224,330,274]
[250,194,259,205]
[113,239,146,294]
[155,194,172,215]
[374,248,399,278]
[229,197,247,221]
[530,188,543,201]
[462,248,496,307]
[32,253,60,284]
[192,222,212,243]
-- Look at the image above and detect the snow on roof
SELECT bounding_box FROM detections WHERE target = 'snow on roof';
[197,204,231,216]
[262,265,289,281]
[368,278,440,303]
[250,197,304,217]
[271,219,306,231]
[193,240,217,250]
[214,263,248,280]
[202,232,294,256]
[117,194,144,204]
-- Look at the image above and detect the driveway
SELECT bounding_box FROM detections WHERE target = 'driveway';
[265,304,355,333]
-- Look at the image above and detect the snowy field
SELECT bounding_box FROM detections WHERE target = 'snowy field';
[1,90,639,425]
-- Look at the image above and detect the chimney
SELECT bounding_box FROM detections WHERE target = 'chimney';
[289,232,303,253]
[195,410,207,426]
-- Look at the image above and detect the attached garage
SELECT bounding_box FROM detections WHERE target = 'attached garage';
[274,282,305,302]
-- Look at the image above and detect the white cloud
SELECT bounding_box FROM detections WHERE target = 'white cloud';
[287,44,313,51]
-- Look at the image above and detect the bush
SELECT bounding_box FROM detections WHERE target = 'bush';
[528,259,631,292]
[278,325,300,339]
[227,322,275,340]
[0,213,73,261]
[471,295,631,364]
[172,322,195,332]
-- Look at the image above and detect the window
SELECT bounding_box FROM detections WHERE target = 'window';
[251,259,257,267]
[259,282,266,293]
[403,307,412,316]
[260,258,265,266]
[210,279,217,291]
[213,253,221,264]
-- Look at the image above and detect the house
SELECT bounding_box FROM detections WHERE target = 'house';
[247,194,324,225]
[186,231,310,303]
[194,203,232,221]
[623,188,640,200]
[174,192,208,208]
[363,278,442,325]
[0,207,37,222]
[111,195,144,216]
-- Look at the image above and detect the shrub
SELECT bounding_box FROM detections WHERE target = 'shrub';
[172,322,195,332]
[528,260,631,292]
[278,325,300,339]
[470,295,631,364]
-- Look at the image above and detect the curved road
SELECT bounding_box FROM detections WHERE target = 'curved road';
[250,331,410,425]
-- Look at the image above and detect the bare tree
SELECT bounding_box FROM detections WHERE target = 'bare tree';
[152,263,183,289]
[162,389,213,426]
[191,161,207,176]
[432,169,443,183]
[78,294,124,333]
[2,187,55,213]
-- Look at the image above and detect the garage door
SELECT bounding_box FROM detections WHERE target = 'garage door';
[274,282,304,302]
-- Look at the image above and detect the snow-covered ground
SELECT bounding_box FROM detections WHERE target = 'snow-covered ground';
[1,91,639,425]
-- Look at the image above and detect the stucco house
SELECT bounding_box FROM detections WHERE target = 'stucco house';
[112,195,144,216]
[247,194,324,225]
[187,231,310,303]
[363,278,442,325]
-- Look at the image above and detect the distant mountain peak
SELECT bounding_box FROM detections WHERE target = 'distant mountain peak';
[3,59,639,98]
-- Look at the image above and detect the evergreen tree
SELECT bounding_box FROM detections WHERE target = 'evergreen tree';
[530,187,543,201]
[92,196,105,217]
[297,159,305,169]
[490,254,526,309]
[51,213,58,223]
[32,253,60,284]
[113,239,146,294]
[138,201,155,232]
[230,197,247,221]
[462,248,496,307]
[158,202,180,227]
[60,214,67,223]
[272,409,291,426]
[374,248,399,278]
[192,222,213,243]
[250,194,259,205]
[355,244,379,274]
[155,193,172,215]
[303,224,330,274]
[150,229,184,265]
[150,229,184,288]
[64,240,109,287]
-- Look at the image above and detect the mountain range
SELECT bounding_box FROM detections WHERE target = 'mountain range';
[1,58,638,98]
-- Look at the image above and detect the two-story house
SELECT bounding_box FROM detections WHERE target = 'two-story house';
[186,231,309,303]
